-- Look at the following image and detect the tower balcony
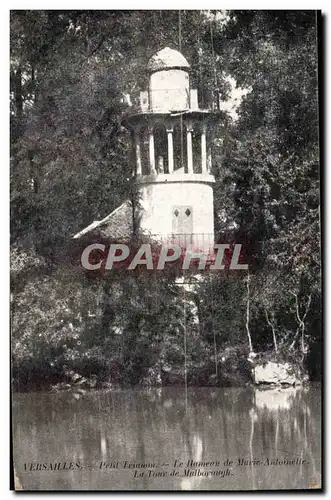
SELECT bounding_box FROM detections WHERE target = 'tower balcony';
[148,233,215,261]
[124,112,222,178]
[122,88,223,116]
[149,232,214,249]
[135,172,215,185]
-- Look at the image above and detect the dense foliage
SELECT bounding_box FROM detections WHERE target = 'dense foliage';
[11,10,321,389]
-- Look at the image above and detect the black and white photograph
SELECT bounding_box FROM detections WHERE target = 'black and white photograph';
[10,9,322,491]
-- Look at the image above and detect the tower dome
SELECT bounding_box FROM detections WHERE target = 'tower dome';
[147,47,190,72]
[147,47,190,112]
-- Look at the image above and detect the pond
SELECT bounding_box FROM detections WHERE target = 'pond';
[12,384,321,491]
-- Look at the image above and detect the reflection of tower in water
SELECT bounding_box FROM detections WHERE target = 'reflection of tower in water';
[253,387,319,488]
[180,434,203,490]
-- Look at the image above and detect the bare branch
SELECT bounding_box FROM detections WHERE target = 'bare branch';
[265,309,277,353]
[289,291,312,354]
[302,294,312,322]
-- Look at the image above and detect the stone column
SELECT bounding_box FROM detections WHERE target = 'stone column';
[148,126,156,174]
[207,146,212,172]
[166,127,174,174]
[207,126,214,173]
[201,123,207,174]
[134,128,142,175]
[186,122,193,174]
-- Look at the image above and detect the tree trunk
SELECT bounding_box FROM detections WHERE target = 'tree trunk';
[290,291,312,354]
[246,272,253,353]
[13,66,23,138]
[265,309,278,353]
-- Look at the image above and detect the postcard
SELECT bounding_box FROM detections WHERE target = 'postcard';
[11,9,322,491]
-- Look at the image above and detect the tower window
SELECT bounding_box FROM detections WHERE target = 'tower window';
[172,206,193,235]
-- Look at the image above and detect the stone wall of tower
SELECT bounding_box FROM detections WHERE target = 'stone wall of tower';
[149,69,190,112]
[137,176,214,252]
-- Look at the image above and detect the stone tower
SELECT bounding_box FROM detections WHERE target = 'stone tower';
[123,47,221,254]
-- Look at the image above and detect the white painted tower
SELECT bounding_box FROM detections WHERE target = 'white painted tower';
[123,47,221,254]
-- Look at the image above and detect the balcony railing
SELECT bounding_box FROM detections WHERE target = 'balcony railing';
[123,89,222,114]
[148,233,214,254]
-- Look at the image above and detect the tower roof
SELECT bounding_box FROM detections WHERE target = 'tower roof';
[147,47,190,72]
[73,201,132,240]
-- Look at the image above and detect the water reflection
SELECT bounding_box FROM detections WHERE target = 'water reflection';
[12,385,321,491]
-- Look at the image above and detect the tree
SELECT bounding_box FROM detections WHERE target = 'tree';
[11,11,321,386]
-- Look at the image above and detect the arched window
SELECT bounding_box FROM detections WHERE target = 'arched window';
[139,126,149,175]
[192,124,202,173]
[173,121,187,173]
[153,124,168,174]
